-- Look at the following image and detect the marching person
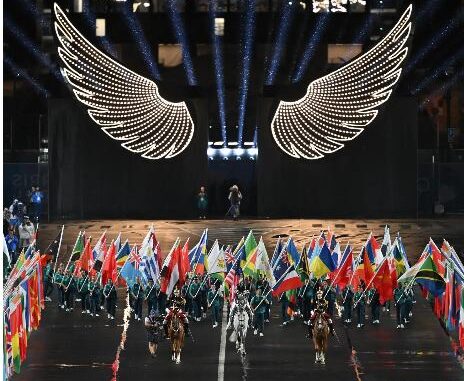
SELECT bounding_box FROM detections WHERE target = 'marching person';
[163,288,190,337]
[43,260,54,302]
[404,287,414,324]
[262,280,272,323]
[63,269,75,312]
[200,276,209,319]
[88,273,101,317]
[308,289,335,337]
[354,285,366,328]
[341,285,354,323]
[131,277,144,321]
[145,279,159,315]
[189,276,202,322]
[368,286,381,324]
[77,270,90,314]
[394,283,406,329]
[145,309,162,358]
[103,278,117,319]
[54,264,65,309]
[228,185,242,221]
[251,288,268,337]
[207,283,221,328]
[301,278,315,324]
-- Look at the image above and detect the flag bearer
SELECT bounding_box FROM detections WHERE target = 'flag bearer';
[393,283,405,329]
[145,279,159,315]
[251,288,268,337]
[43,261,54,302]
[368,286,381,324]
[54,264,65,309]
[208,283,221,328]
[88,274,101,317]
[341,285,354,323]
[77,270,90,314]
[145,309,162,358]
[189,277,201,321]
[354,285,366,328]
[63,269,75,312]
[131,277,144,321]
[403,287,414,324]
[280,291,290,326]
[103,278,117,319]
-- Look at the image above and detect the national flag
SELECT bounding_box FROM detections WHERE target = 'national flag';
[256,237,276,287]
[92,232,107,270]
[429,238,446,277]
[459,286,464,349]
[224,245,235,272]
[9,296,22,374]
[24,241,36,260]
[326,227,337,251]
[139,233,160,286]
[352,246,375,290]
[79,238,92,272]
[179,239,190,287]
[42,228,63,262]
[272,248,303,296]
[70,231,85,261]
[120,245,141,288]
[297,246,310,283]
[189,230,208,275]
[381,225,392,256]
[365,233,383,265]
[286,237,301,267]
[241,231,258,274]
[309,241,336,279]
[331,242,342,270]
[116,240,131,268]
[160,240,181,297]
[414,255,446,297]
[207,240,226,275]
[372,259,394,304]
[102,240,117,285]
[286,288,298,316]
[392,238,408,276]
[270,237,283,269]
[113,233,122,254]
[333,246,354,290]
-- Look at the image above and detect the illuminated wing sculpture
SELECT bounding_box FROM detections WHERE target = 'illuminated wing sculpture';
[54,3,194,159]
[271,5,412,159]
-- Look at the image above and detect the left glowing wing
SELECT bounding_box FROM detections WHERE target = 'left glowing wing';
[54,3,194,159]
[271,5,412,159]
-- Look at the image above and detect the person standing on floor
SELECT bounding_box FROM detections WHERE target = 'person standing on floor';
[131,277,144,321]
[251,288,268,337]
[197,186,208,219]
[354,285,366,328]
[228,185,242,221]
[103,278,117,319]
[341,285,354,323]
[208,283,221,328]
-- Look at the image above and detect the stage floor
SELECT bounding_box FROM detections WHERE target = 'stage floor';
[15,217,464,381]
[38,217,464,263]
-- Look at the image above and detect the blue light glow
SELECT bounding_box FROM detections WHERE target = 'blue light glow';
[4,56,50,98]
[292,12,330,83]
[265,2,297,85]
[165,0,198,85]
[121,3,161,81]
[4,15,62,82]
[209,0,227,144]
[237,0,256,147]
[412,48,464,95]
[404,10,464,76]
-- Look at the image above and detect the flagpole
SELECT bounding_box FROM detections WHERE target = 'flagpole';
[322,241,351,299]
[52,225,65,274]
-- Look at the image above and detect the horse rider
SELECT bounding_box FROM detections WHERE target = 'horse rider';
[227,289,253,330]
[308,289,335,337]
[163,288,190,337]
[145,309,163,358]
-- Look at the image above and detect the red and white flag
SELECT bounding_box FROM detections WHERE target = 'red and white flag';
[160,239,181,297]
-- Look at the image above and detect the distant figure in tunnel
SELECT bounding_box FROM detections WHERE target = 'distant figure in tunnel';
[228,185,242,221]
[197,186,208,219]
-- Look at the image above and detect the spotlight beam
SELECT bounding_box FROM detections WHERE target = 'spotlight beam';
[292,12,331,83]
[404,9,464,76]
[165,0,198,86]
[4,14,62,82]
[4,56,50,98]
[120,3,161,81]
[209,0,227,144]
[265,2,297,85]
[420,69,464,109]
[237,0,256,147]
[412,48,464,95]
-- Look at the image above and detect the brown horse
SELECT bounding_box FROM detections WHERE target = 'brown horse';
[312,312,330,364]
[168,311,185,364]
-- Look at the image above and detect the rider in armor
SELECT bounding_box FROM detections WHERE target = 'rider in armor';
[163,288,190,337]
[227,289,253,329]
[308,289,335,337]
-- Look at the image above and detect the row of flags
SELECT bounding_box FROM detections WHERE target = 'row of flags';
[3,249,46,378]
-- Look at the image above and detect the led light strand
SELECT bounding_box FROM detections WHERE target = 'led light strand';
[272,5,412,160]
[54,3,193,160]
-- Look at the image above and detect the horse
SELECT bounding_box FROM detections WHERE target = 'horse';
[312,312,330,364]
[168,311,185,364]
[229,298,250,356]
